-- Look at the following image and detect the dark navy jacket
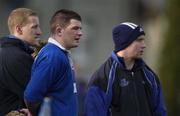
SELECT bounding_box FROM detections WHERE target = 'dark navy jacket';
[85,51,167,116]
[0,36,34,115]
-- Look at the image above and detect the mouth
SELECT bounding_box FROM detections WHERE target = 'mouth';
[139,50,144,55]
[75,37,81,42]
[34,35,40,39]
[75,39,80,43]
[35,37,40,41]
[75,37,80,40]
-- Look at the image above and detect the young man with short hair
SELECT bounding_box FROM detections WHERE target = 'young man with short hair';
[85,22,167,116]
[24,9,82,116]
[0,8,41,115]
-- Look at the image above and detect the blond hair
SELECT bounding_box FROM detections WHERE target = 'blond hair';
[8,8,37,34]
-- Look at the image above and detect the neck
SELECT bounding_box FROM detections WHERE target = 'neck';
[12,33,21,39]
[116,51,135,70]
[51,35,69,50]
[124,58,135,70]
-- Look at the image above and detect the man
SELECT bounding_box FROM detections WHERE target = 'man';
[0,8,41,115]
[85,22,167,116]
[24,9,82,116]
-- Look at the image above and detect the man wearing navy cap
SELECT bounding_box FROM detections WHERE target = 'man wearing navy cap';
[85,22,167,116]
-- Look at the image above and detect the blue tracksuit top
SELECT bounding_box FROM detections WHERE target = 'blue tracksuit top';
[24,43,78,116]
[85,51,167,116]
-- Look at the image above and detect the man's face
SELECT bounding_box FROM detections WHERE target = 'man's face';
[125,35,146,59]
[21,16,42,46]
[61,19,82,49]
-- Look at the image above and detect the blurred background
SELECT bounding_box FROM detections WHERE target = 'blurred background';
[0,0,179,115]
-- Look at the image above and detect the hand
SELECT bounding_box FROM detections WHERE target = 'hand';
[20,108,32,116]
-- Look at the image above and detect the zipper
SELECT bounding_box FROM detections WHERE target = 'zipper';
[131,71,140,116]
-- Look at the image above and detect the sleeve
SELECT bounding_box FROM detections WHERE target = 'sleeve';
[154,82,167,116]
[85,62,112,116]
[145,66,167,116]
[85,86,110,116]
[24,52,66,102]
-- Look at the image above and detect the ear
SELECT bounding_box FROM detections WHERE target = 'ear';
[56,25,63,36]
[15,25,23,35]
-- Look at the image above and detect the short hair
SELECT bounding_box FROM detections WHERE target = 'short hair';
[8,8,38,34]
[50,9,82,34]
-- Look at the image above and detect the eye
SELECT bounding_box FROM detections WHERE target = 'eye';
[72,26,81,30]
[32,25,39,29]
[136,36,145,42]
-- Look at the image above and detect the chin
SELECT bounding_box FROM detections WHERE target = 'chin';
[69,45,78,49]
[136,57,142,60]
[137,56,143,59]
[134,55,142,59]
[73,45,79,48]
[74,43,79,47]
[30,41,39,47]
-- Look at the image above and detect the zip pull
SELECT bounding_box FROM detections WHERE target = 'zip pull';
[131,71,134,77]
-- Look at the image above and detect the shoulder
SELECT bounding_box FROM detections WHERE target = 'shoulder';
[42,43,66,57]
[39,43,66,59]
[34,43,68,68]
[144,65,160,84]
[89,57,113,91]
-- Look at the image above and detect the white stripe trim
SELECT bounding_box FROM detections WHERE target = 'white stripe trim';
[121,22,137,29]
[128,22,138,27]
[143,69,152,87]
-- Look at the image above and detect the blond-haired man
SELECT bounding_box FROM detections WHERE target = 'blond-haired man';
[0,8,41,115]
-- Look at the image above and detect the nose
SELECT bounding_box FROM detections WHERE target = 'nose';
[142,40,146,49]
[37,27,42,35]
[78,29,83,37]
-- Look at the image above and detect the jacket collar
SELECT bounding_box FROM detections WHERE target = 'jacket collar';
[111,51,146,70]
[0,35,34,54]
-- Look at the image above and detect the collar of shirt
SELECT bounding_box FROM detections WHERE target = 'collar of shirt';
[48,37,71,53]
